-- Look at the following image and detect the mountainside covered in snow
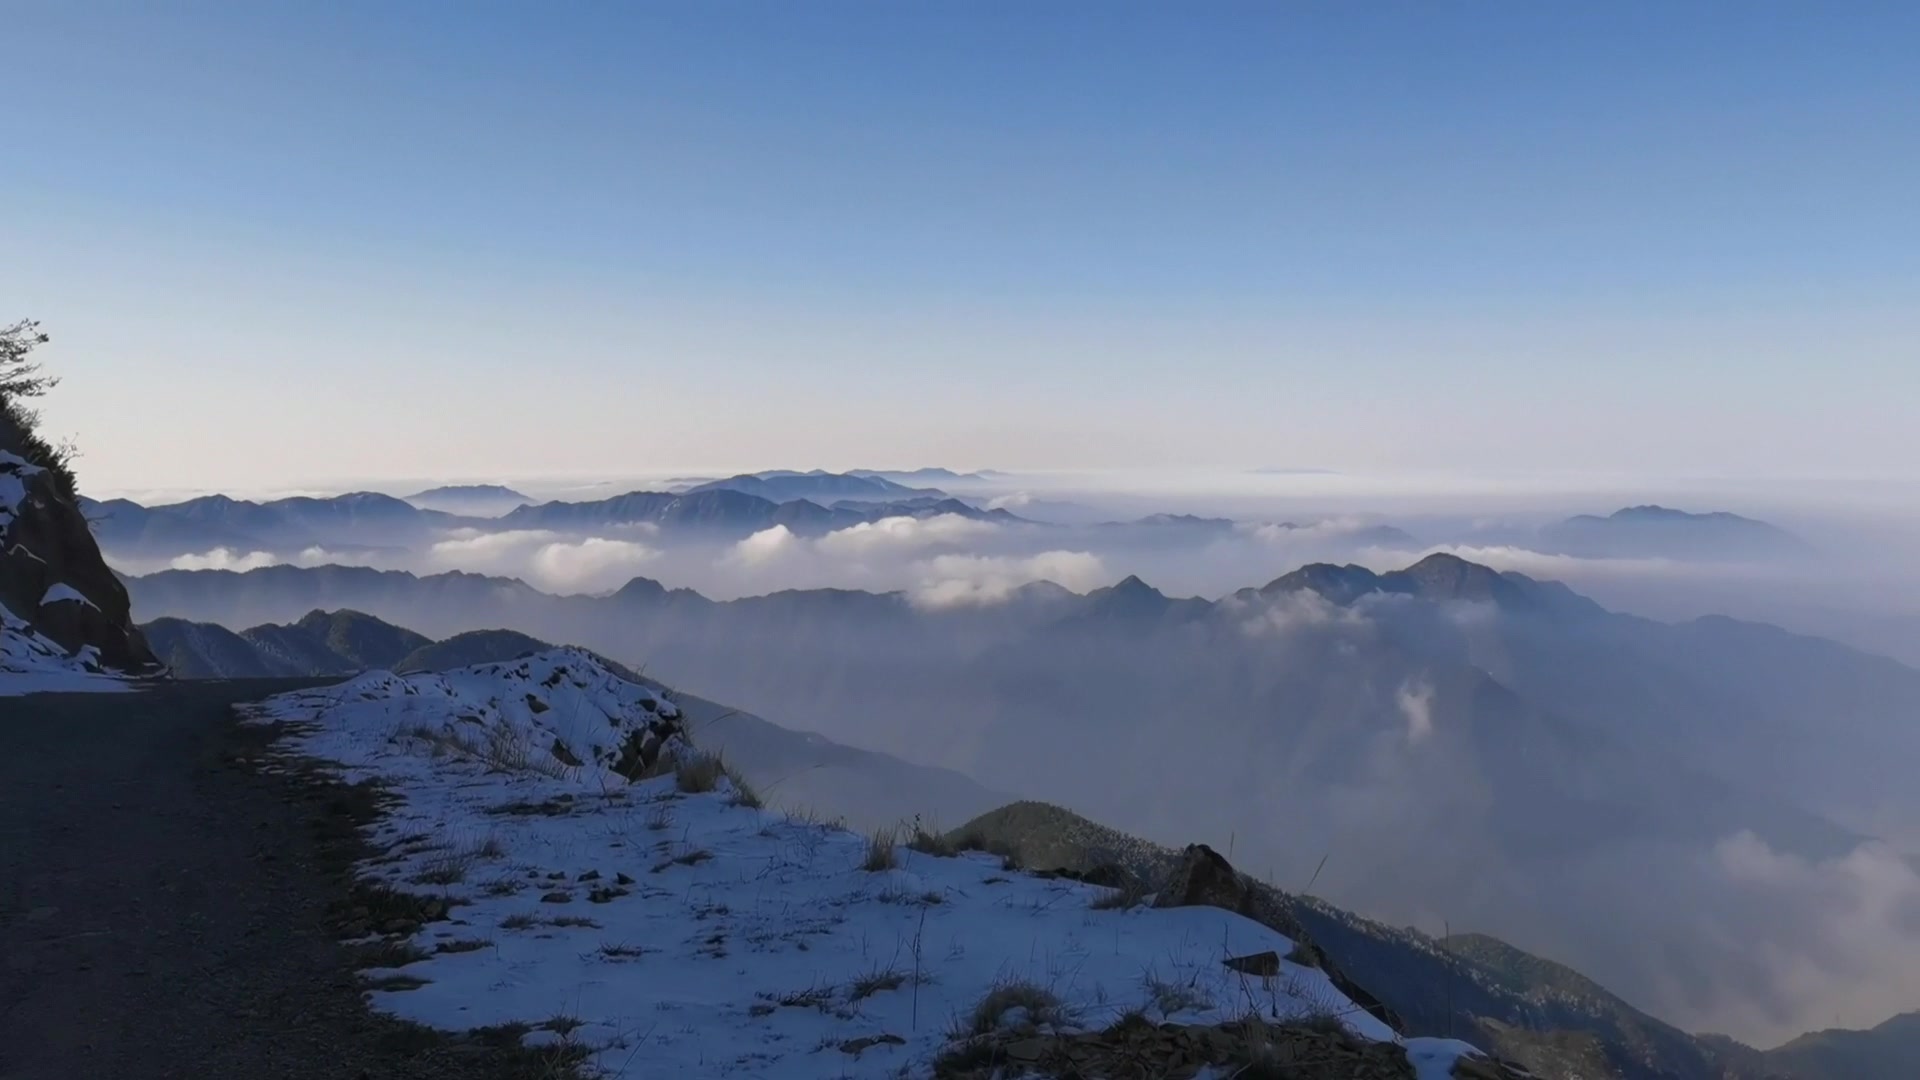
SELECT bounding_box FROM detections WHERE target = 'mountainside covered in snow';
[1,411,157,690]
[242,648,1501,1080]
[148,608,1006,831]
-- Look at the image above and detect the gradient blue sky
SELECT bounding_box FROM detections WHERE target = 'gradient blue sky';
[7,2,1917,493]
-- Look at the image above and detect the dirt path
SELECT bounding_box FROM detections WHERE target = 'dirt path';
[0,681,578,1080]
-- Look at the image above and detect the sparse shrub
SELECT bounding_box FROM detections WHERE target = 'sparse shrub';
[723,767,762,809]
[848,965,906,1001]
[863,827,899,872]
[955,979,1074,1038]
[674,752,725,794]
[906,817,957,857]
[1141,970,1213,1016]
[412,847,477,886]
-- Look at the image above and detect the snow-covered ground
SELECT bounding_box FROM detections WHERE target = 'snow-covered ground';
[245,649,1483,1079]
[0,599,135,696]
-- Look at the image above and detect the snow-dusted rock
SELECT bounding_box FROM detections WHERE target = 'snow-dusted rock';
[0,433,158,685]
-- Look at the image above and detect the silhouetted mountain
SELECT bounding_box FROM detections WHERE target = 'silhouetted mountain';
[1541,505,1810,561]
[1098,512,1238,532]
[84,491,470,556]
[850,467,994,484]
[402,484,531,516]
[1259,553,1606,616]
[394,628,553,672]
[1757,1012,1920,1080]
[1071,575,1213,625]
[684,470,941,503]
[143,608,425,677]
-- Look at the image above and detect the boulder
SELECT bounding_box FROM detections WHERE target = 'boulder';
[1154,844,1405,1033]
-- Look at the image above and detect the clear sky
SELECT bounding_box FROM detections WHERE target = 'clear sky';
[6,2,1917,495]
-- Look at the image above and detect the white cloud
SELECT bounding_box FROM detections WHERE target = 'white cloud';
[426,529,658,592]
[1239,517,1380,545]
[1697,833,1920,1043]
[911,550,1106,608]
[527,537,659,592]
[429,528,565,560]
[816,514,998,557]
[1229,589,1373,637]
[1397,677,1435,743]
[169,547,283,572]
[726,525,801,567]
[1356,542,1741,582]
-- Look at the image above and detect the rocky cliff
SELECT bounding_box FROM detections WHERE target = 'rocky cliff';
[0,413,157,674]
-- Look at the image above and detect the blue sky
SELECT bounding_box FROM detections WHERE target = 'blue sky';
[6,2,1917,493]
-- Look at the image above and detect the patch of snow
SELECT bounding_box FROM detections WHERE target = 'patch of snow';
[1407,1038,1488,1080]
[0,600,133,695]
[245,648,1487,1078]
[40,583,99,610]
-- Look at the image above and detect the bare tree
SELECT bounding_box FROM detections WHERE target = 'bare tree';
[0,319,79,498]
[0,319,57,406]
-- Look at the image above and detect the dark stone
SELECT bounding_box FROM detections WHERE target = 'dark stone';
[1155,844,1404,1034]
[1223,950,1281,977]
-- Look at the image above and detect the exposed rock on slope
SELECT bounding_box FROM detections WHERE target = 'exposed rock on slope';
[951,801,1747,1080]
[1,414,156,674]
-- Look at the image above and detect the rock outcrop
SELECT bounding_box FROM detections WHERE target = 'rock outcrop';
[1155,844,1405,1034]
[0,415,158,673]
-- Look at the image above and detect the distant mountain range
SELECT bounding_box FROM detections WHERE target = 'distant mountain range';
[119,551,1920,1046]
[83,484,1029,558]
[498,489,1020,534]
[1541,505,1811,561]
[82,491,467,555]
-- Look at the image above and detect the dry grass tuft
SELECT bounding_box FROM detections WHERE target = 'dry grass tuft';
[862,827,899,872]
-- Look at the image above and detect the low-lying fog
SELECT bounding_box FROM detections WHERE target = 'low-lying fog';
[105,468,1920,668]
[104,469,1920,1047]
